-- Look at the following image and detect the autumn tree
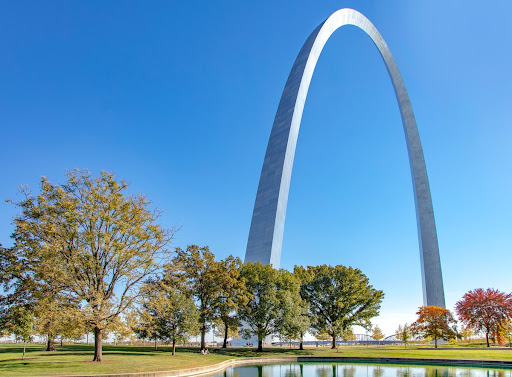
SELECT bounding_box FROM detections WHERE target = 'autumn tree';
[459,325,474,344]
[455,288,512,347]
[410,306,457,348]
[296,264,384,349]
[9,170,175,361]
[500,321,512,348]
[238,262,302,352]
[395,323,412,348]
[372,325,384,345]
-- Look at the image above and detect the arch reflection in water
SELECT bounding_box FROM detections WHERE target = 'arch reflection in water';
[218,364,511,377]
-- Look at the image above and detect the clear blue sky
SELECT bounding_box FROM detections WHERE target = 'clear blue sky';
[1,1,511,336]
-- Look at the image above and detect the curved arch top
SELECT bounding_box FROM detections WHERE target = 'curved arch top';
[244,8,445,307]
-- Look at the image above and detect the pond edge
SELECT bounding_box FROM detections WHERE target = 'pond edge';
[40,356,512,377]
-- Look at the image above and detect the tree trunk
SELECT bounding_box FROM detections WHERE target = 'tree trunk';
[172,339,176,356]
[93,326,103,362]
[299,333,304,350]
[154,337,158,351]
[86,333,89,345]
[22,341,26,360]
[257,338,263,352]
[60,337,63,347]
[331,336,336,349]
[486,332,490,347]
[200,325,206,350]
[46,336,55,352]
[222,322,228,348]
[434,335,437,349]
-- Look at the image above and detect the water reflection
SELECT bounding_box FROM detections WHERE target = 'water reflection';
[218,363,511,377]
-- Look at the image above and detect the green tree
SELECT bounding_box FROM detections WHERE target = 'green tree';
[158,290,199,355]
[33,294,84,351]
[372,325,384,345]
[238,262,302,352]
[9,170,175,361]
[215,255,249,348]
[6,305,34,359]
[277,281,310,350]
[395,323,412,349]
[170,245,222,350]
[297,264,384,349]
[410,306,457,348]
[342,327,356,342]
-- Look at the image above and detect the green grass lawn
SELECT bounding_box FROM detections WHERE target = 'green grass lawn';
[0,343,511,377]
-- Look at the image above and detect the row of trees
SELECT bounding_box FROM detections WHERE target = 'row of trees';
[394,289,512,348]
[0,170,384,361]
[131,249,384,353]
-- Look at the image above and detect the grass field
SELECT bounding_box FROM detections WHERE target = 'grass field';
[0,343,511,377]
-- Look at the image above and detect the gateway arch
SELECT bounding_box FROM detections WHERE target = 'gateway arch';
[244,8,445,308]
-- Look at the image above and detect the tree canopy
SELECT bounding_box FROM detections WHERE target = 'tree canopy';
[455,288,512,347]
[410,306,457,348]
[8,169,176,361]
[295,264,384,349]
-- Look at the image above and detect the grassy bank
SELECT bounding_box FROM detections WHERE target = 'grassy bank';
[0,343,511,377]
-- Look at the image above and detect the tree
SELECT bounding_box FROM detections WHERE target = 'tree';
[238,262,302,352]
[277,284,310,350]
[455,288,512,347]
[33,293,84,351]
[213,319,239,345]
[342,327,356,343]
[410,306,457,348]
[499,321,512,348]
[459,325,475,344]
[214,256,249,348]
[314,330,331,343]
[372,325,384,345]
[296,264,384,349]
[169,245,223,350]
[6,305,34,359]
[9,170,175,361]
[395,323,412,349]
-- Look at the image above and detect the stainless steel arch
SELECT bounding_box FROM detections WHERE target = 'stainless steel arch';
[245,8,445,307]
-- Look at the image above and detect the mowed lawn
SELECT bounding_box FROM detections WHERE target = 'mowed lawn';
[1,343,512,377]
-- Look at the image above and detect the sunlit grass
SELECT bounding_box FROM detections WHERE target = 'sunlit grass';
[0,343,511,377]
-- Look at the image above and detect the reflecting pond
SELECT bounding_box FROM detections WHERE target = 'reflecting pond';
[214,363,512,377]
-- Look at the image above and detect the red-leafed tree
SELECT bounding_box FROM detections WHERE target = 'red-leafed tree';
[455,288,512,347]
[410,306,457,348]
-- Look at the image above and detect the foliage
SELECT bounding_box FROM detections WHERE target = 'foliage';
[294,264,384,349]
[214,255,249,348]
[169,245,223,350]
[134,278,199,354]
[5,305,34,359]
[395,323,412,348]
[459,325,475,343]
[341,327,356,342]
[372,325,384,343]
[499,321,512,348]
[9,169,175,361]
[410,306,457,348]
[276,281,310,349]
[238,262,302,351]
[455,288,512,347]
